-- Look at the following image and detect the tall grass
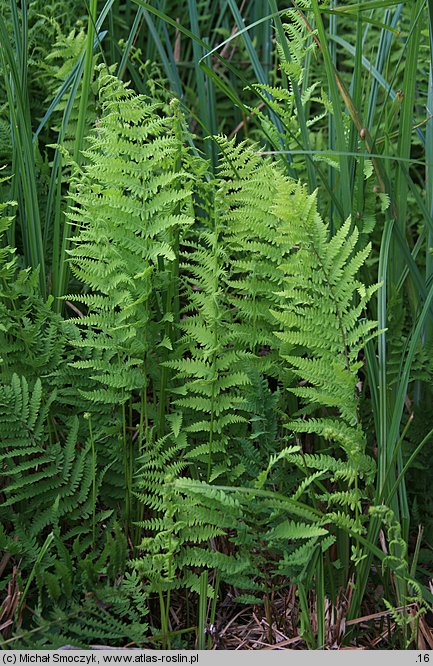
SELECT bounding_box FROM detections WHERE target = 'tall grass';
[0,4,45,294]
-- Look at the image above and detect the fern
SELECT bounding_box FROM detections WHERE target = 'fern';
[217,136,291,378]
[166,138,295,484]
[2,53,418,645]
[41,27,96,156]
[271,181,378,478]
[128,117,382,609]
[67,69,194,407]
[0,210,67,383]
[166,223,250,482]
[12,571,149,649]
[0,375,96,537]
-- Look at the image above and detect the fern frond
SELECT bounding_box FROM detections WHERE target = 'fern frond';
[272,180,378,480]
[66,69,195,407]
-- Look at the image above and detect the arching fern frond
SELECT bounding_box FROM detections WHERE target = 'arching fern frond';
[165,186,251,483]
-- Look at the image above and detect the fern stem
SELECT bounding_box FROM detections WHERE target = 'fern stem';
[140,378,149,446]
[206,210,221,483]
[316,550,325,649]
[128,397,134,527]
[206,377,217,484]
[157,103,183,439]
[86,413,96,551]
[197,570,208,650]
[122,401,131,534]
[143,376,150,450]
[158,586,170,649]
[157,284,175,439]
[17,532,54,616]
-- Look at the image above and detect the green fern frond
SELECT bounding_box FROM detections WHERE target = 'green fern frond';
[67,69,194,407]
[0,378,94,536]
[271,181,378,478]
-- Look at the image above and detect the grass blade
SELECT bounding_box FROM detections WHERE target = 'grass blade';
[0,9,45,294]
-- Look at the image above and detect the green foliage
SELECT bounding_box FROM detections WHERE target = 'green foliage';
[67,69,194,406]
[1,0,432,649]
[132,127,382,623]
[272,184,378,479]
[11,571,149,649]
[0,375,93,535]
[0,216,67,382]
[216,136,291,377]
[166,186,250,482]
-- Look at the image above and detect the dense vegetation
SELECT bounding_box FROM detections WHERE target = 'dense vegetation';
[1,0,433,650]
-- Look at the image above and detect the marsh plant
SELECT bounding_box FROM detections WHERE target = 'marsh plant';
[0,0,433,650]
